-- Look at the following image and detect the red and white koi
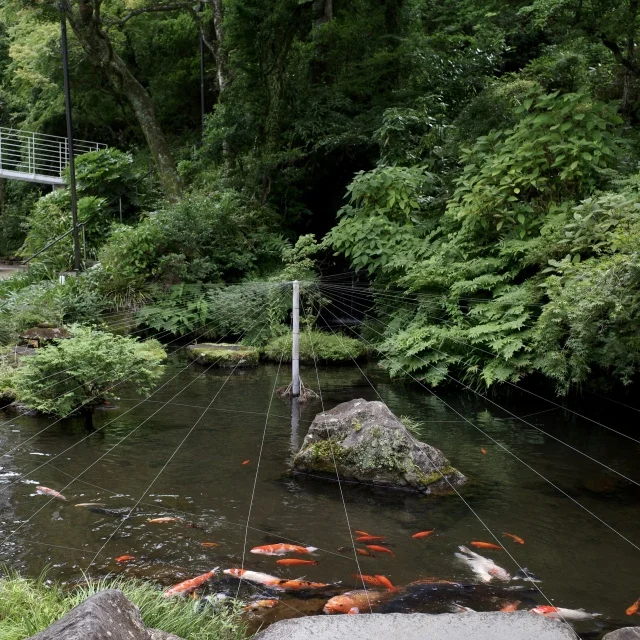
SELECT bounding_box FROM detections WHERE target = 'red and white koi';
[250,543,317,556]
[531,606,600,621]
[455,545,510,582]
[36,486,66,501]
[163,569,217,597]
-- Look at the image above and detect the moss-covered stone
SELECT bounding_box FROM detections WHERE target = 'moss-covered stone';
[186,343,259,368]
[292,398,466,494]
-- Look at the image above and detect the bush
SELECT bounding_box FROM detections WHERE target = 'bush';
[14,326,166,424]
[0,571,244,640]
[262,329,366,363]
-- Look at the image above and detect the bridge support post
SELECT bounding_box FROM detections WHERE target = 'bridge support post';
[60,10,81,273]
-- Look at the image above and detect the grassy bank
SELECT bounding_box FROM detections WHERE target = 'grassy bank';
[0,572,246,640]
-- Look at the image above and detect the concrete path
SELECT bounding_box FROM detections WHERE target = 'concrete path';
[0,263,24,280]
[253,612,579,640]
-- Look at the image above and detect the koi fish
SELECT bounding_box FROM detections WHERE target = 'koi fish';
[412,530,434,539]
[115,555,135,563]
[276,559,319,566]
[355,535,386,543]
[148,517,181,523]
[366,545,394,556]
[242,460,250,465]
[250,543,317,556]
[481,448,487,455]
[451,604,476,613]
[531,606,600,621]
[187,522,205,530]
[626,598,640,616]
[323,590,385,614]
[163,569,217,597]
[348,607,360,614]
[500,601,520,612]
[244,599,279,611]
[201,542,220,548]
[374,575,396,591]
[75,502,105,508]
[36,486,66,501]
[356,548,374,556]
[354,530,369,536]
[503,533,525,545]
[455,546,510,582]
[470,541,503,551]
[352,574,384,588]
[513,567,542,583]
[223,569,328,591]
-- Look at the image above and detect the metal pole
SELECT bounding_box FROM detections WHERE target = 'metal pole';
[200,32,206,136]
[119,196,123,222]
[82,224,87,264]
[60,8,81,273]
[292,280,300,397]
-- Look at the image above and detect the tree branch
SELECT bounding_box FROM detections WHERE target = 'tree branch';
[103,3,191,29]
[600,33,640,75]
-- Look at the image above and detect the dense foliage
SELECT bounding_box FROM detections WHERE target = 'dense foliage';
[14,327,166,424]
[2,0,640,392]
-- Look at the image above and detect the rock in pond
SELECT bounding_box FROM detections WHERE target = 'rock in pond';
[603,629,640,639]
[186,343,259,367]
[253,612,578,640]
[292,398,465,493]
[26,589,184,640]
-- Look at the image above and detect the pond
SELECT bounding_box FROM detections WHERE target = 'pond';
[0,353,639,638]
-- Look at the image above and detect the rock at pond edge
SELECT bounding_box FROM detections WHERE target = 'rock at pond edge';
[292,398,466,493]
[186,343,259,367]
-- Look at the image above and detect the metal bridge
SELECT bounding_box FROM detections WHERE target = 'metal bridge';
[0,127,106,186]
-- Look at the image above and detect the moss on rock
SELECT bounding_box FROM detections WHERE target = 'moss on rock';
[186,343,259,367]
[292,399,466,494]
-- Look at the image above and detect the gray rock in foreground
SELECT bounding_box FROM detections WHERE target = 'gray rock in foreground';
[26,589,184,640]
[254,612,578,640]
[292,398,465,493]
[603,628,640,639]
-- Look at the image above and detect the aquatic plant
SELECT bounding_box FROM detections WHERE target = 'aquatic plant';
[0,571,245,640]
[262,329,366,363]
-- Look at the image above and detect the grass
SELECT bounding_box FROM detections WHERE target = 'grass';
[0,571,246,640]
[262,329,366,363]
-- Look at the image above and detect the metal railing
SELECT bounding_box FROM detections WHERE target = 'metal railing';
[0,127,107,185]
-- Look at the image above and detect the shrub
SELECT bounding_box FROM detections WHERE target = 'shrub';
[0,571,244,640]
[14,326,166,426]
[262,329,366,363]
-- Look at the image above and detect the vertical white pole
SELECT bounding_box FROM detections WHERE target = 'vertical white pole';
[292,280,300,397]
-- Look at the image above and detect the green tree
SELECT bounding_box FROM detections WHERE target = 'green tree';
[14,327,166,428]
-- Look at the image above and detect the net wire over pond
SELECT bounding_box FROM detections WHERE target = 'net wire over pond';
[0,280,638,636]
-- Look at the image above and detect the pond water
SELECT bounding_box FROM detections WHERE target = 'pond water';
[1,353,639,638]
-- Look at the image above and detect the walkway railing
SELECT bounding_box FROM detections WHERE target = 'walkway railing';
[0,127,106,185]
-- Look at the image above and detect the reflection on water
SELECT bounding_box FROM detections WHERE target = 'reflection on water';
[0,354,639,638]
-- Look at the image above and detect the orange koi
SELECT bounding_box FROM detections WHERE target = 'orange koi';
[366,545,394,556]
[115,555,135,563]
[223,568,328,591]
[276,559,319,566]
[147,517,181,524]
[626,598,640,616]
[352,574,383,588]
[242,460,250,465]
[375,575,397,591]
[356,548,374,557]
[36,486,66,501]
[500,600,520,612]
[244,599,279,611]
[470,541,503,551]
[481,448,487,455]
[503,532,525,545]
[201,542,220,548]
[354,530,370,536]
[323,590,386,614]
[355,535,386,543]
[412,530,434,539]
[163,569,216,597]
[251,543,317,556]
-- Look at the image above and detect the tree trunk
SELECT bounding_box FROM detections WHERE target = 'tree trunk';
[623,0,639,112]
[208,0,228,94]
[63,0,181,199]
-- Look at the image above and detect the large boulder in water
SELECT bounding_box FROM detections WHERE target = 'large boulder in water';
[292,399,466,493]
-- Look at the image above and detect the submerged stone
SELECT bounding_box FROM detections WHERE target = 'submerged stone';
[292,398,465,493]
[186,343,259,367]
